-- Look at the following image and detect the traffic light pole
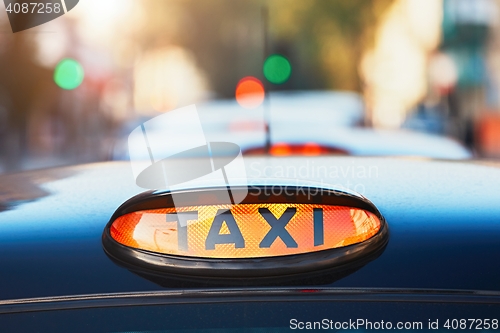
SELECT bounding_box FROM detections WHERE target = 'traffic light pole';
[262,5,271,154]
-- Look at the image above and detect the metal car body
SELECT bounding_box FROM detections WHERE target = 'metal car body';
[0,156,499,331]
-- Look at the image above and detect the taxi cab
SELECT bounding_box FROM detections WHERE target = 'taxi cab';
[1,1,499,331]
[0,153,499,332]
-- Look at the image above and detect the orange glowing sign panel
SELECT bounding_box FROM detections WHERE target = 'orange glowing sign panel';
[110,204,381,258]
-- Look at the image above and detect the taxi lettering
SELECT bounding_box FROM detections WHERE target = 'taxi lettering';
[206,210,245,250]
[167,207,325,251]
[258,207,297,248]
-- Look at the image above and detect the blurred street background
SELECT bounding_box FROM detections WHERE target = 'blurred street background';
[1,0,500,174]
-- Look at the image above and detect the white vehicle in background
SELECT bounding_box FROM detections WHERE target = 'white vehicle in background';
[114,91,471,161]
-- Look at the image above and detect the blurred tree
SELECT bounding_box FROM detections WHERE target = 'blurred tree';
[270,0,394,91]
[135,0,393,97]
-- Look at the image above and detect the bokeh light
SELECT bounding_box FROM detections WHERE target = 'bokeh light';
[133,47,209,114]
[54,59,85,90]
[235,76,265,109]
[263,54,291,84]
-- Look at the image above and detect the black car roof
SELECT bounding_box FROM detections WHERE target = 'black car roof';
[0,157,499,300]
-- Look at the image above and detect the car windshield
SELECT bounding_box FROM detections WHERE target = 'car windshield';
[2,0,499,173]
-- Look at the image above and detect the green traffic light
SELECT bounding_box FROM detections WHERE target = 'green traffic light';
[263,54,291,84]
[54,58,84,90]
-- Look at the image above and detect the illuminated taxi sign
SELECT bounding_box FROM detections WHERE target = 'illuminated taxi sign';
[110,204,380,258]
[102,186,388,279]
